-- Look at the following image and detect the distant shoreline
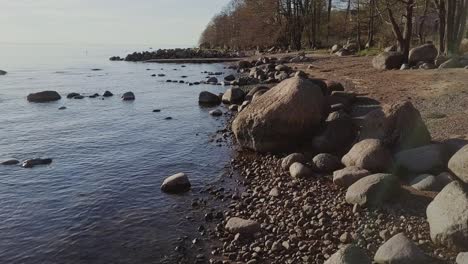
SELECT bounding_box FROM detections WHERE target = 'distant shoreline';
[144,58,241,64]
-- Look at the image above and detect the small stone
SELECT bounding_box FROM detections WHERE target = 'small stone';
[269,187,280,197]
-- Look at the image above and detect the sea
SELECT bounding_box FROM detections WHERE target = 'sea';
[0,43,234,263]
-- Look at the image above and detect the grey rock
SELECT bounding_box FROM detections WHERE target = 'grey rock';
[209,109,222,116]
[325,244,371,264]
[289,162,314,178]
[281,153,306,170]
[409,43,438,65]
[346,173,400,207]
[372,52,404,70]
[225,217,260,235]
[448,144,468,184]
[161,173,191,193]
[374,233,429,264]
[222,88,245,105]
[333,166,371,187]
[394,144,448,174]
[121,92,135,101]
[342,139,393,172]
[457,252,468,264]
[410,174,438,191]
[198,91,221,105]
[27,91,61,103]
[312,153,343,173]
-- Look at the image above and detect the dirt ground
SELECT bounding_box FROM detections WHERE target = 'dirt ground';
[290,54,468,141]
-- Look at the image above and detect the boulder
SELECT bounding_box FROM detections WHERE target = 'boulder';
[325,244,371,264]
[1,159,19,165]
[410,174,438,191]
[252,90,268,101]
[161,173,191,193]
[333,166,371,188]
[27,91,61,103]
[345,173,400,207]
[408,43,438,65]
[359,101,431,152]
[372,52,404,70]
[448,144,468,184]
[222,88,245,105]
[66,92,80,99]
[245,86,269,101]
[312,153,343,173]
[103,91,113,97]
[122,92,135,101]
[207,77,218,84]
[394,144,448,174]
[22,158,53,168]
[426,181,468,250]
[225,217,260,235]
[457,252,468,264]
[209,109,223,116]
[0,70,7,75]
[289,162,314,178]
[199,91,221,105]
[281,153,307,170]
[232,77,324,153]
[374,233,429,264]
[342,139,393,172]
[312,111,356,154]
[224,74,236,81]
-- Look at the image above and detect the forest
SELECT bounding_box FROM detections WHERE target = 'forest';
[199,0,467,58]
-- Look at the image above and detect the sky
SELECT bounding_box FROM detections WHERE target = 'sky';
[0,0,231,47]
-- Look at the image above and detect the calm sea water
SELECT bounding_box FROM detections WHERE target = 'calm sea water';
[0,44,233,263]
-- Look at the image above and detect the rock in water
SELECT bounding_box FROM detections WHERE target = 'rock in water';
[346,173,400,207]
[103,91,113,97]
[209,109,222,116]
[224,74,235,81]
[207,77,218,84]
[408,43,438,65]
[1,159,19,165]
[394,144,448,174]
[22,158,53,168]
[0,70,7,75]
[27,91,61,103]
[372,52,404,70]
[281,153,306,170]
[374,233,429,264]
[289,162,314,178]
[342,139,393,172]
[198,91,221,106]
[333,166,371,187]
[359,101,431,152]
[426,181,468,251]
[325,244,371,264]
[222,88,245,104]
[66,92,80,99]
[448,144,468,184]
[225,217,260,235]
[121,92,135,101]
[161,173,191,193]
[232,77,324,153]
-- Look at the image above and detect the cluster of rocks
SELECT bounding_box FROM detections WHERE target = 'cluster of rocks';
[196,74,468,263]
[373,43,468,70]
[331,41,359,56]
[26,90,135,103]
[120,48,240,62]
[2,158,53,168]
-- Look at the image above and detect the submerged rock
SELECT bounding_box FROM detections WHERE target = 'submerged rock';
[1,159,19,165]
[0,70,7,75]
[22,158,53,168]
[27,91,61,103]
[222,88,245,105]
[103,91,113,97]
[199,91,221,105]
[209,109,223,116]
[122,92,135,101]
[161,173,191,193]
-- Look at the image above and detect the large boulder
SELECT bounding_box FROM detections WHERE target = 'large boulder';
[394,144,448,174]
[325,244,372,264]
[372,52,404,70]
[232,77,324,152]
[374,233,429,264]
[245,86,269,101]
[359,101,431,152]
[27,91,61,103]
[161,173,191,193]
[426,181,468,251]
[225,217,260,235]
[342,139,393,172]
[333,166,371,188]
[345,173,401,207]
[408,43,438,65]
[199,91,221,105]
[222,88,245,105]
[448,144,468,184]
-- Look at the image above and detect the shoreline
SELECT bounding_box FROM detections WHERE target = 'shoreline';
[145,58,242,64]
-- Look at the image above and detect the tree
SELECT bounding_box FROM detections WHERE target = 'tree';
[445,0,468,55]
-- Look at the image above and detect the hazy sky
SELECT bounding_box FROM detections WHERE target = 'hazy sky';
[0,0,230,47]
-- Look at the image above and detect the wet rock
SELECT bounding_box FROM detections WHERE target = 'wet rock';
[359,101,431,152]
[209,109,223,116]
[122,92,135,101]
[333,166,371,187]
[207,77,218,84]
[222,88,245,105]
[325,244,371,264]
[312,153,343,173]
[289,162,314,178]
[0,70,7,75]
[225,217,260,235]
[281,153,307,170]
[346,173,400,207]
[374,233,429,264]
[232,77,324,153]
[224,74,235,81]
[410,174,438,191]
[426,181,468,250]
[103,91,113,97]
[66,92,80,99]
[58,106,67,110]
[27,91,61,103]
[161,173,191,193]
[228,104,238,112]
[448,144,468,184]
[342,139,393,172]
[1,159,19,165]
[73,95,85,99]
[394,144,448,174]
[199,91,221,106]
[22,158,53,168]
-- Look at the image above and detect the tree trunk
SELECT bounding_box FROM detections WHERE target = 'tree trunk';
[327,0,332,43]
[419,0,429,44]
